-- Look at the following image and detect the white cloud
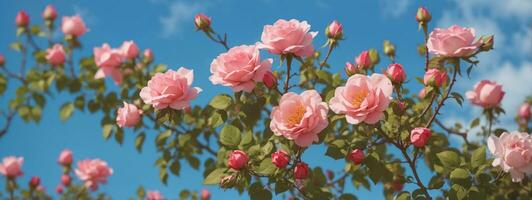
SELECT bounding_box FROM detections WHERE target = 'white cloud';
[379,0,412,17]
[159,1,204,38]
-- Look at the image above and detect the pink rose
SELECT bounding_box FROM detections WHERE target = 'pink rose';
[227,150,248,170]
[201,189,211,200]
[194,13,211,30]
[487,131,532,182]
[94,43,123,84]
[423,68,447,87]
[263,71,277,89]
[61,174,72,186]
[410,127,432,148]
[294,162,309,179]
[43,5,57,20]
[46,44,65,66]
[519,103,531,120]
[344,62,357,76]
[74,159,113,191]
[385,63,406,83]
[270,90,329,147]
[355,51,372,70]
[147,191,165,200]
[465,80,504,109]
[427,25,480,57]
[140,67,202,110]
[326,20,343,39]
[0,156,24,178]
[116,102,143,128]
[29,176,40,188]
[271,150,290,168]
[58,149,73,165]
[258,19,317,57]
[16,11,29,27]
[329,74,393,124]
[348,149,364,165]
[62,15,88,37]
[120,41,139,60]
[209,45,272,92]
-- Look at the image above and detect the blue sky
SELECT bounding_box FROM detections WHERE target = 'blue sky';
[1,0,531,199]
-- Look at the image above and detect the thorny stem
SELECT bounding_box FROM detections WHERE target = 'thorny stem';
[424,60,459,128]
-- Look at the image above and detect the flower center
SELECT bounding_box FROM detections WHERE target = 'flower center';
[287,106,305,127]
[352,90,368,108]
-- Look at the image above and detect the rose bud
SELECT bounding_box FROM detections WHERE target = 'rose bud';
[383,40,396,57]
[355,50,372,70]
[416,7,432,23]
[294,162,309,179]
[116,102,143,128]
[0,156,24,178]
[58,149,73,166]
[29,176,40,188]
[227,150,249,170]
[61,174,72,186]
[423,68,447,87]
[16,11,30,27]
[385,63,406,84]
[465,80,504,109]
[263,71,277,89]
[325,20,343,40]
[410,127,432,148]
[194,13,211,31]
[519,103,531,120]
[348,149,365,165]
[271,150,290,168]
[143,48,154,62]
[480,35,494,51]
[42,5,58,21]
[344,62,357,76]
[201,189,211,200]
[46,44,66,66]
[56,185,63,194]
[0,54,5,66]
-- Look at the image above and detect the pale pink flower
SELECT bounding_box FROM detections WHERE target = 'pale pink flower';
[116,102,143,128]
[62,15,88,37]
[75,159,113,191]
[258,19,317,57]
[488,131,532,182]
[0,156,24,178]
[465,80,504,108]
[427,25,480,57]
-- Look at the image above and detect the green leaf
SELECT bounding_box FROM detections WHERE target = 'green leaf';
[209,94,232,110]
[219,124,241,147]
[257,158,276,176]
[436,150,461,169]
[203,168,225,185]
[470,147,486,169]
[59,102,74,122]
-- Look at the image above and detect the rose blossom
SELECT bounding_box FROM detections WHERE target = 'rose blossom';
[0,156,24,178]
[519,103,531,120]
[257,19,317,57]
[487,131,532,182]
[201,189,211,200]
[46,44,65,66]
[120,40,139,60]
[42,5,57,20]
[209,45,272,92]
[147,191,165,200]
[329,74,393,124]
[410,127,432,148]
[271,150,290,168]
[93,43,123,84]
[58,149,73,165]
[62,15,88,37]
[16,11,29,27]
[348,149,364,165]
[465,80,504,109]
[227,150,249,170]
[116,102,143,128]
[355,51,372,69]
[140,67,202,110]
[427,25,480,57]
[385,63,406,83]
[294,162,309,179]
[270,90,329,147]
[423,68,447,87]
[74,159,113,191]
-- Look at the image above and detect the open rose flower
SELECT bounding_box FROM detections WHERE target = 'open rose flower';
[427,25,480,57]
[75,159,113,191]
[465,80,504,109]
[46,44,65,66]
[0,156,24,178]
[140,67,202,110]
[209,45,272,92]
[270,90,329,147]
[62,15,88,37]
[329,74,393,124]
[116,102,143,128]
[488,131,532,182]
[257,19,317,57]
[94,43,123,84]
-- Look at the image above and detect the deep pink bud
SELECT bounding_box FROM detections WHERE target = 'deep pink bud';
[29,176,40,188]
[348,149,365,165]
[385,63,406,83]
[423,68,447,87]
[325,20,343,39]
[201,189,211,200]
[42,5,58,20]
[294,162,309,179]
[16,11,30,27]
[58,149,73,165]
[519,103,531,120]
[355,51,372,70]
[56,185,63,194]
[227,150,248,170]
[345,62,357,76]
[263,71,277,89]
[416,7,432,23]
[61,174,72,186]
[194,13,211,30]
[271,150,290,168]
[410,127,432,148]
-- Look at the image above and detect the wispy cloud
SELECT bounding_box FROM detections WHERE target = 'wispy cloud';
[159,1,204,38]
[379,0,412,18]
